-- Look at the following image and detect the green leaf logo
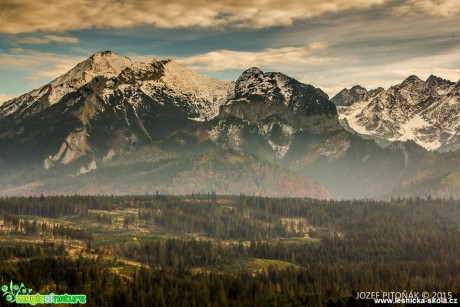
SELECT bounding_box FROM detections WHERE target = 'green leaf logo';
[1,280,31,303]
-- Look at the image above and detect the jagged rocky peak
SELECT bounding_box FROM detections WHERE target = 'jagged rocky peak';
[234,67,291,103]
[219,67,340,135]
[233,67,333,113]
[241,67,263,76]
[84,50,132,74]
[400,75,423,86]
[350,85,367,92]
[331,85,368,106]
[337,73,460,151]
[372,87,385,93]
[426,74,455,87]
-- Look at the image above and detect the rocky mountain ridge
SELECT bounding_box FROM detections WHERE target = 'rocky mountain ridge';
[1,51,460,199]
[334,75,460,151]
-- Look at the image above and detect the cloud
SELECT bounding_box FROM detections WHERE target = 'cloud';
[0,0,388,34]
[29,63,80,81]
[176,42,337,71]
[0,49,84,88]
[0,49,83,69]
[0,94,17,105]
[300,44,460,97]
[396,0,460,17]
[381,44,460,81]
[13,35,80,45]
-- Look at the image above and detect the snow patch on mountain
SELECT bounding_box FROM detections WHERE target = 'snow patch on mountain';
[267,141,291,158]
[1,51,132,121]
[337,75,460,151]
[48,51,132,105]
[226,124,243,148]
[159,61,234,120]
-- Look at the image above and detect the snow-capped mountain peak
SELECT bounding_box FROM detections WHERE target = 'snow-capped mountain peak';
[0,51,237,170]
[0,51,235,122]
[0,51,133,120]
[156,60,234,121]
[47,51,133,105]
[337,75,460,151]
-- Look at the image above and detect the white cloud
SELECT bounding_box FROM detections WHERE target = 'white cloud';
[0,49,83,68]
[381,45,460,82]
[300,45,460,97]
[13,35,80,45]
[0,0,388,34]
[0,49,84,88]
[396,0,460,17]
[29,63,81,81]
[176,42,337,71]
[0,48,81,69]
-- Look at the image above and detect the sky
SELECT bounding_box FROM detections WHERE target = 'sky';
[0,0,459,104]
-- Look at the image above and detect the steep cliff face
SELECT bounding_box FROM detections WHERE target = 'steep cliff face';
[212,67,342,159]
[221,67,339,132]
[332,85,370,106]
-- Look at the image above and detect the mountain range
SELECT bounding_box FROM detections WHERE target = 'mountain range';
[1,51,460,199]
[334,75,460,151]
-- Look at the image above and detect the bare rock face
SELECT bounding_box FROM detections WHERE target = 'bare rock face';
[336,75,460,151]
[214,67,342,157]
[3,51,459,200]
[331,85,368,106]
[225,67,338,125]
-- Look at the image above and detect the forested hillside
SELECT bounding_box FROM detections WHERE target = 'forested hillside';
[0,195,459,306]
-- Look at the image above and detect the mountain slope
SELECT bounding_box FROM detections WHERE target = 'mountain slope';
[0,51,233,123]
[0,52,331,199]
[1,51,460,199]
[0,51,132,121]
[335,75,460,151]
[27,148,331,198]
[211,67,341,159]
[203,68,435,199]
[0,52,234,168]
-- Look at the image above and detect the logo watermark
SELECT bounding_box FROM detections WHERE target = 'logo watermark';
[356,291,458,305]
[2,281,86,305]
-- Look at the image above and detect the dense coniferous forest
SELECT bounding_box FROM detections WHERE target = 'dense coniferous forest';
[0,195,459,306]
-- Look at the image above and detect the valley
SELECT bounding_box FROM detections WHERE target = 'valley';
[0,195,459,306]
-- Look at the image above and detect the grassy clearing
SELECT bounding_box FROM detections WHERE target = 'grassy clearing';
[211,257,299,272]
